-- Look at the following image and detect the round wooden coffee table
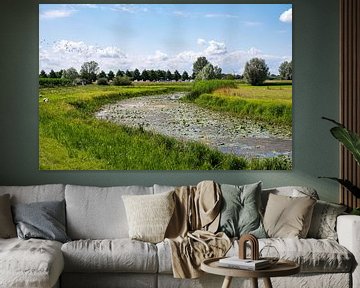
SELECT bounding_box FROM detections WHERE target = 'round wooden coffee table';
[201,257,300,288]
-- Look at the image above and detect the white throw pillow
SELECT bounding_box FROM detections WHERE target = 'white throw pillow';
[122,191,175,243]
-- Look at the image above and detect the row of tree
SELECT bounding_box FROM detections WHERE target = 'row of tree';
[39,57,292,86]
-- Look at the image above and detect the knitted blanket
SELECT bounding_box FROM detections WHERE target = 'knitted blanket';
[165,181,231,278]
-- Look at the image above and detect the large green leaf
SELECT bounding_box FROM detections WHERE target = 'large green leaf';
[318,177,360,199]
[323,117,360,165]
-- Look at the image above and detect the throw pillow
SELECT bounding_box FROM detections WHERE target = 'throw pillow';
[122,190,175,243]
[263,193,316,238]
[0,194,16,238]
[307,200,347,240]
[12,200,70,243]
[218,182,266,238]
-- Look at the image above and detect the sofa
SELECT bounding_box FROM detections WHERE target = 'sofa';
[0,183,359,288]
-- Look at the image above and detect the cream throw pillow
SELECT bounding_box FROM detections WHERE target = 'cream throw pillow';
[122,191,175,243]
[263,193,316,238]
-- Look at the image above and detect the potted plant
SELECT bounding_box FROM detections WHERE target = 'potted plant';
[320,117,360,215]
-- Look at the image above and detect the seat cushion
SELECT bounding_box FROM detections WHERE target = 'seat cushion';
[228,238,354,273]
[62,239,158,273]
[0,238,64,288]
[157,238,354,274]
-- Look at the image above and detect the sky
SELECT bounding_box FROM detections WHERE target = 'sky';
[39,4,292,75]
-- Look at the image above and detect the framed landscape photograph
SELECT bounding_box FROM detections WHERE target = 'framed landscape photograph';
[39,3,292,170]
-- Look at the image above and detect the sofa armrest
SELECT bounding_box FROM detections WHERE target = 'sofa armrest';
[337,215,360,288]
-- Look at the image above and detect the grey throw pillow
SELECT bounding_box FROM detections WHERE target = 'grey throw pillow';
[12,200,70,243]
[307,200,347,240]
[0,194,17,238]
[218,182,266,238]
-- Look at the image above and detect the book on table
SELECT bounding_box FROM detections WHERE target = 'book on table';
[218,257,271,270]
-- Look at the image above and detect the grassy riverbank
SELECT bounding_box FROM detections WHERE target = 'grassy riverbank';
[39,82,291,170]
[185,80,292,131]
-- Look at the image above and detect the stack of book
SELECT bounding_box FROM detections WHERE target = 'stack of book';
[218,257,271,270]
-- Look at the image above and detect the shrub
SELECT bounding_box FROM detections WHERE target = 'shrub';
[39,78,72,88]
[185,80,236,101]
[97,78,108,85]
[112,76,132,86]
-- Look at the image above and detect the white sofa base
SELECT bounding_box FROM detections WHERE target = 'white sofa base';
[337,215,360,288]
[157,273,351,288]
[61,273,156,288]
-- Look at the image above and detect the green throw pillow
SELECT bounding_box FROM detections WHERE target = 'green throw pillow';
[218,182,266,238]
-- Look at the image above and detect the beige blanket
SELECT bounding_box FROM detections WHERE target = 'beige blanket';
[165,181,231,278]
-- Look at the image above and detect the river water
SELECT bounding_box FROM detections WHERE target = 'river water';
[95,93,292,158]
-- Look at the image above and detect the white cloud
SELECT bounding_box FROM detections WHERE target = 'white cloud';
[205,40,227,56]
[53,40,95,56]
[98,47,125,58]
[80,4,98,9]
[40,9,76,19]
[280,8,292,23]
[197,38,207,46]
[39,38,290,75]
[40,40,130,72]
[111,4,148,14]
[248,47,262,56]
[147,50,168,62]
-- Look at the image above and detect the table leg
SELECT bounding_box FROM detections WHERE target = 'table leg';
[263,277,273,288]
[251,278,258,288]
[221,276,233,288]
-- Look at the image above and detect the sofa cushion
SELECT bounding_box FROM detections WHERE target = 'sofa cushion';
[0,194,16,238]
[261,186,319,213]
[122,191,175,243]
[263,194,316,238]
[307,200,347,240]
[234,238,353,273]
[12,200,70,243]
[61,239,158,273]
[0,238,64,288]
[158,237,353,274]
[218,182,266,238]
[0,184,65,204]
[65,185,153,239]
[261,238,354,273]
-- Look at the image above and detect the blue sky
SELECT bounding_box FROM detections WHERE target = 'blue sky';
[39,4,292,75]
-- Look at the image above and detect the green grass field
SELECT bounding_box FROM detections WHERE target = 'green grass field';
[184,80,292,131]
[39,81,292,170]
